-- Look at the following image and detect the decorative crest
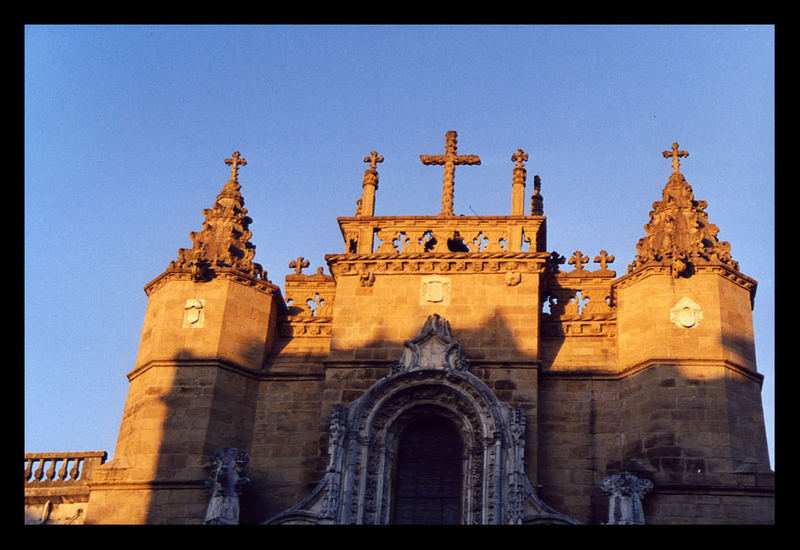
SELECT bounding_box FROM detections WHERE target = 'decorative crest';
[390,314,470,375]
[420,131,481,217]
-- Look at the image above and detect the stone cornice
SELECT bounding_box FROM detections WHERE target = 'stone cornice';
[325,250,550,278]
[612,262,757,306]
[127,358,265,382]
[128,357,324,383]
[143,267,282,297]
[540,357,764,386]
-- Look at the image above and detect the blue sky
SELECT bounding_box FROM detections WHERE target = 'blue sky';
[25,25,774,468]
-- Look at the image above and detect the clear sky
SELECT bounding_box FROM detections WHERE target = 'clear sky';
[24,25,774,469]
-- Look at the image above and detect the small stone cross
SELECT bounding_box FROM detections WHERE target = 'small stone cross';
[568,251,590,271]
[225,151,247,182]
[420,131,481,216]
[594,250,615,271]
[289,257,310,275]
[511,148,528,169]
[662,142,689,173]
[364,150,384,171]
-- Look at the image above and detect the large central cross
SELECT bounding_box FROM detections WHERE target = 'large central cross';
[420,131,481,216]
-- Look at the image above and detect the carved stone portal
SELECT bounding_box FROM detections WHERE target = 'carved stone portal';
[264,315,577,525]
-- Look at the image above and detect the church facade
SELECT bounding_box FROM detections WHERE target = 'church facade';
[25,132,774,524]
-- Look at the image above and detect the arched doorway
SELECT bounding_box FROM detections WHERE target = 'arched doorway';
[392,416,464,524]
[263,315,578,525]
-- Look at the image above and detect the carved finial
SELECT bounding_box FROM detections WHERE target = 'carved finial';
[363,150,384,172]
[168,151,265,282]
[630,145,739,276]
[531,175,544,216]
[420,131,481,217]
[662,142,689,174]
[289,257,310,275]
[224,151,247,183]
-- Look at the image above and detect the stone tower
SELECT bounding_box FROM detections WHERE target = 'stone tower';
[608,143,772,507]
[84,152,285,524]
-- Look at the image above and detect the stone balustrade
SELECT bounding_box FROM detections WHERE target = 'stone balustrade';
[337,215,546,256]
[24,451,107,484]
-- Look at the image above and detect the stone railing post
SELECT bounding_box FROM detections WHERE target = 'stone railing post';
[24,451,107,484]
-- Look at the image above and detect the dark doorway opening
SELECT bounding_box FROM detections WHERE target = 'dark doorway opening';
[392,416,464,524]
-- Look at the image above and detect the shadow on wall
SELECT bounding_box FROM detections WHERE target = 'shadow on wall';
[94,309,773,525]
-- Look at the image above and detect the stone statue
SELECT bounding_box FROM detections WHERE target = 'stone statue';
[601,471,653,525]
[204,448,250,525]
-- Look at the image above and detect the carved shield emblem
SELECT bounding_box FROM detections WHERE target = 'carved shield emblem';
[183,299,205,328]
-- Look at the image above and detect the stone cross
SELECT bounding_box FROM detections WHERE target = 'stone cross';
[289,257,310,275]
[511,148,528,170]
[225,151,247,182]
[594,250,615,271]
[662,142,689,173]
[420,131,481,216]
[364,150,384,171]
[568,251,590,271]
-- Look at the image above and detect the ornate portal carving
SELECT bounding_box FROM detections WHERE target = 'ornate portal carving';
[264,315,577,525]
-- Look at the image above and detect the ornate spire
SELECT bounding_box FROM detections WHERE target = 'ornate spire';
[169,151,266,282]
[629,143,738,278]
